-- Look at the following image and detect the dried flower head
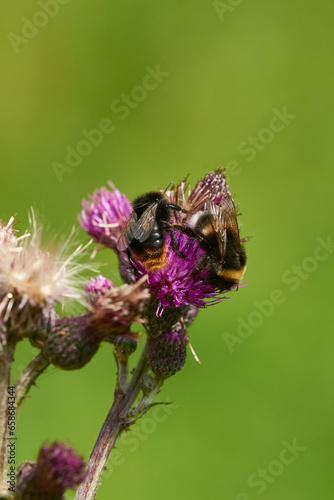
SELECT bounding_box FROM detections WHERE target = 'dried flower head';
[0,215,24,248]
[0,213,95,338]
[90,275,151,339]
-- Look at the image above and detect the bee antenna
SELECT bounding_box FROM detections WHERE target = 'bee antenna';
[163,181,173,194]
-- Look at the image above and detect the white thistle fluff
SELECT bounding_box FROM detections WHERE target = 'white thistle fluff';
[0,212,95,322]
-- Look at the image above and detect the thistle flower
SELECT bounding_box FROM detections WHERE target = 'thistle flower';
[79,181,132,251]
[80,170,245,323]
[0,215,24,249]
[165,167,231,215]
[16,441,86,500]
[85,274,114,296]
[128,232,224,317]
[0,213,94,339]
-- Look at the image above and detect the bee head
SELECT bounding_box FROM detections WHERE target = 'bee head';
[132,191,164,216]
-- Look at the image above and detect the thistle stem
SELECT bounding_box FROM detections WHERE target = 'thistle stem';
[0,337,16,500]
[14,353,50,408]
[117,359,129,394]
[74,338,150,500]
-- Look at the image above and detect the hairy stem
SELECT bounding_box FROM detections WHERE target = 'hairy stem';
[14,353,50,408]
[75,338,150,500]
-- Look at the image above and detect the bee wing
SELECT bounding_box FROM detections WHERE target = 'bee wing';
[131,202,158,242]
[221,194,240,241]
[117,211,138,251]
[205,196,240,259]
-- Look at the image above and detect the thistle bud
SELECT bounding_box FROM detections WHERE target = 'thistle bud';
[141,374,158,396]
[146,324,188,379]
[43,314,100,370]
[113,335,137,362]
[16,441,86,500]
[146,296,183,337]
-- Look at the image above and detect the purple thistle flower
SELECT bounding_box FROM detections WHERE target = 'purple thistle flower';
[36,441,86,491]
[85,274,114,296]
[165,167,231,214]
[79,181,132,252]
[125,232,225,317]
[80,171,246,321]
[16,441,86,499]
[195,167,231,207]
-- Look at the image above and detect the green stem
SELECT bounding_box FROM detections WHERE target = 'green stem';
[117,359,129,394]
[74,338,150,500]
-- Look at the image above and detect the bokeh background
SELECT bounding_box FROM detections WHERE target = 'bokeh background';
[1,1,334,499]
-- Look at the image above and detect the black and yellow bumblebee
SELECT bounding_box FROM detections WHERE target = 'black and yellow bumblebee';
[187,195,247,292]
[117,190,186,271]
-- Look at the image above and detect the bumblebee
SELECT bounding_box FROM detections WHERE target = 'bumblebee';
[117,190,185,271]
[188,195,247,292]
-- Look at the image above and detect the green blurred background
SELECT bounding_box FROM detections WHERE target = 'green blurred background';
[1,1,334,499]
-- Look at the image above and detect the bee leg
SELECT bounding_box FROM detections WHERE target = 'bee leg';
[126,247,132,264]
[169,229,188,260]
[171,223,197,239]
[126,248,140,278]
[190,255,208,278]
